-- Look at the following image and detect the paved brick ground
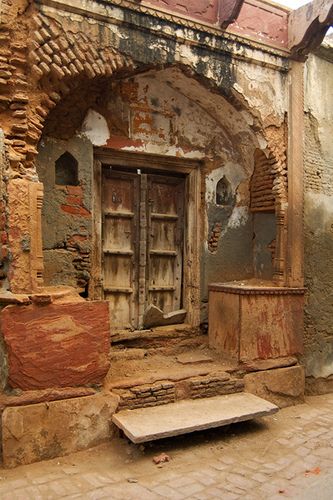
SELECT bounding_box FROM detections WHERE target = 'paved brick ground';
[0,394,333,499]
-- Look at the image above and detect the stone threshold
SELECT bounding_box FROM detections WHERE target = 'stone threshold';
[111,323,201,343]
[112,393,279,443]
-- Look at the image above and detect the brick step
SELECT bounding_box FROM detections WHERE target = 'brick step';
[112,393,279,443]
[111,370,244,410]
[111,325,206,354]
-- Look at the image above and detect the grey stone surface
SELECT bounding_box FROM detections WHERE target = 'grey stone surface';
[112,393,278,443]
[143,305,187,328]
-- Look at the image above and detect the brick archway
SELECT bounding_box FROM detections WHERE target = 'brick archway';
[5,12,135,179]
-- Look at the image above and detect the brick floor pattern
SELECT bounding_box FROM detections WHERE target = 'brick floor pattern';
[0,395,333,499]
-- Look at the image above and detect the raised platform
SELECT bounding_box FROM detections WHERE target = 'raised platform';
[112,393,279,443]
[208,281,304,362]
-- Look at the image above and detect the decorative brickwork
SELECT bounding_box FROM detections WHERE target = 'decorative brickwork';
[0,10,135,181]
[250,149,275,212]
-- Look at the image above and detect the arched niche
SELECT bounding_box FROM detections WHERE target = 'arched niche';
[216,176,233,206]
[55,152,79,186]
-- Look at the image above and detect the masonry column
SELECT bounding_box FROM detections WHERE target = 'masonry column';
[7,179,44,293]
[287,61,304,287]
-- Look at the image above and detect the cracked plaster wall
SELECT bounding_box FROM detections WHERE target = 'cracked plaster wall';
[1,1,287,308]
[38,66,281,311]
[303,48,333,380]
[37,136,93,293]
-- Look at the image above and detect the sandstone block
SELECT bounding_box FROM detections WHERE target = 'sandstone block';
[244,365,305,408]
[2,393,119,467]
[1,301,110,390]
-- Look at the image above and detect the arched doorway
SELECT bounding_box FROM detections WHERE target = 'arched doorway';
[36,65,279,332]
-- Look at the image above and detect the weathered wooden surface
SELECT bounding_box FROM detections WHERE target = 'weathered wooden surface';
[102,168,185,329]
[112,393,278,443]
[102,170,139,328]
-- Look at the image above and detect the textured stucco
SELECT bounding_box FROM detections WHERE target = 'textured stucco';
[303,48,333,378]
[37,136,93,292]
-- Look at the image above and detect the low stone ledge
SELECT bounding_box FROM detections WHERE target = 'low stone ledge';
[244,365,305,408]
[240,356,298,372]
[2,392,119,468]
[0,386,96,411]
[305,375,333,395]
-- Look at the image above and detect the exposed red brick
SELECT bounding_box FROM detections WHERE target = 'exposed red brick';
[65,195,83,205]
[61,204,90,217]
[66,185,83,195]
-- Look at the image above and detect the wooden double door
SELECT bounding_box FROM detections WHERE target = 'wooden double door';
[102,167,185,329]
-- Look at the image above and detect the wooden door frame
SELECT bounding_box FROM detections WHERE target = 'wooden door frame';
[91,148,202,328]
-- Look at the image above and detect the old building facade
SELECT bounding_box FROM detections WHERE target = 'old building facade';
[0,0,332,466]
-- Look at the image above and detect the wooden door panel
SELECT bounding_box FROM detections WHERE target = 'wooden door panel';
[102,170,138,328]
[149,256,175,286]
[103,255,132,288]
[103,217,132,251]
[150,220,177,251]
[103,176,134,212]
[148,290,174,314]
[106,293,132,328]
[149,180,179,215]
[148,176,184,313]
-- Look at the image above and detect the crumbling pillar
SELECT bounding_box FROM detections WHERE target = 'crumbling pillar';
[287,61,304,287]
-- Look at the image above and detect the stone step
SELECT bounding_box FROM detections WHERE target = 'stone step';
[112,393,279,443]
[111,325,206,354]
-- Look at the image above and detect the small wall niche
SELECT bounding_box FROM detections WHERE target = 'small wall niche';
[216,176,233,206]
[55,152,79,186]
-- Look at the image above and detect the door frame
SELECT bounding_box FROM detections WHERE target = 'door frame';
[91,148,202,328]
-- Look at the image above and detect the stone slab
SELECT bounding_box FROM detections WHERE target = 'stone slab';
[1,301,110,390]
[241,356,298,372]
[112,393,278,443]
[143,304,187,328]
[2,393,119,468]
[244,365,305,408]
[177,352,213,364]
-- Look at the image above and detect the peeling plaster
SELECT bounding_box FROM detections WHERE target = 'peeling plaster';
[205,163,247,205]
[81,109,110,147]
[227,206,249,229]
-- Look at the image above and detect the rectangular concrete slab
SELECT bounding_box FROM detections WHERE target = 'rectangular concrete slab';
[112,393,278,443]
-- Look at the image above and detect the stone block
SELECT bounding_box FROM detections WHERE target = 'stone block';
[1,301,110,390]
[2,393,119,468]
[244,365,305,408]
[208,283,304,361]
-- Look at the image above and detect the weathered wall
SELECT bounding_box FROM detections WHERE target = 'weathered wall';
[37,136,93,293]
[0,0,288,306]
[303,42,333,379]
[37,58,283,311]
[0,130,7,289]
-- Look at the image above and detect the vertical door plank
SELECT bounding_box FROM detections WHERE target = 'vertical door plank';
[147,175,185,314]
[90,160,103,299]
[102,169,139,328]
